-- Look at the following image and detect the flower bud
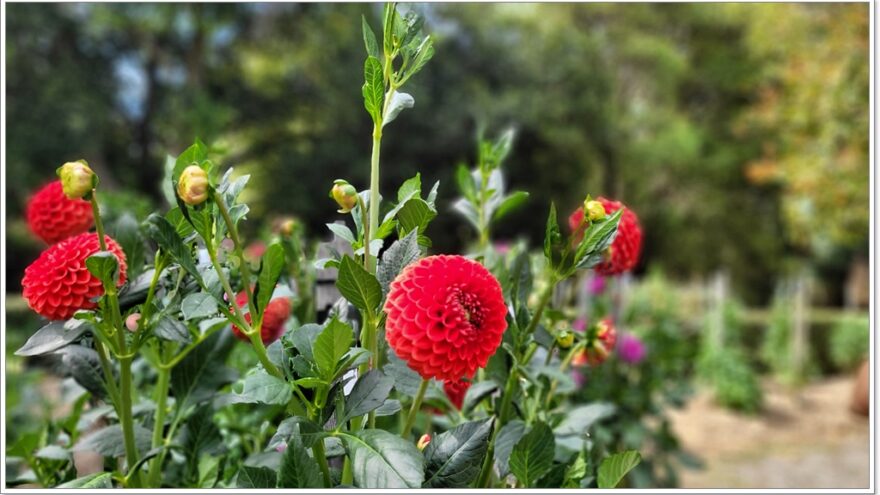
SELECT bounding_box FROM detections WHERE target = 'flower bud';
[417,434,431,451]
[125,313,141,332]
[584,199,606,222]
[277,217,297,236]
[330,180,358,213]
[556,330,574,349]
[177,165,209,206]
[57,161,96,199]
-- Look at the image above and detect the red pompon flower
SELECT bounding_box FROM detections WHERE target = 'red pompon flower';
[572,318,617,367]
[22,233,127,320]
[594,197,642,276]
[443,378,472,410]
[231,290,292,345]
[26,181,94,244]
[384,255,508,382]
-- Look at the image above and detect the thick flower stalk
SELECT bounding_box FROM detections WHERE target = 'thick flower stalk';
[25,181,94,244]
[22,232,127,320]
[384,255,508,382]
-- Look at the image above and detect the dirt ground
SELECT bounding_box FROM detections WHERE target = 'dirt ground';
[669,376,871,489]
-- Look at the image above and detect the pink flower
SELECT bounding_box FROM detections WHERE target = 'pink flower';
[617,333,646,364]
[572,318,587,333]
[586,275,606,295]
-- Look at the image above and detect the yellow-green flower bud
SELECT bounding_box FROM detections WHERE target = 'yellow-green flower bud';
[278,217,297,236]
[556,330,575,349]
[330,180,358,213]
[57,160,96,199]
[584,200,606,222]
[177,165,209,205]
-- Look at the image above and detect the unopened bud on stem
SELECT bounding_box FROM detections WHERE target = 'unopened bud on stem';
[330,180,358,213]
[177,165,209,206]
[57,160,96,199]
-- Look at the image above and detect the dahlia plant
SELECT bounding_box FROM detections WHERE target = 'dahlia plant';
[12,4,645,489]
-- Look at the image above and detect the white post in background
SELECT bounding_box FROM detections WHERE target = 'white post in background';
[709,270,729,350]
[791,271,810,385]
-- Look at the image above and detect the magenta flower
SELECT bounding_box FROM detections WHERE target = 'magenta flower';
[617,333,646,364]
[572,318,587,333]
[586,274,606,295]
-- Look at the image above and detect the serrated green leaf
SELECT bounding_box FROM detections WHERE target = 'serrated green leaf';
[543,203,560,265]
[336,255,382,318]
[455,164,477,202]
[377,229,420,294]
[574,208,623,270]
[237,466,276,488]
[181,292,219,321]
[73,424,152,458]
[327,223,356,244]
[362,15,380,59]
[154,315,191,343]
[343,370,394,423]
[145,213,202,283]
[363,56,384,123]
[57,472,114,489]
[398,173,422,202]
[85,251,120,289]
[597,450,641,489]
[313,318,353,380]
[423,419,493,488]
[279,434,323,488]
[397,198,437,237]
[171,331,237,409]
[509,422,555,486]
[254,243,286,319]
[493,420,526,477]
[230,371,292,405]
[341,429,425,488]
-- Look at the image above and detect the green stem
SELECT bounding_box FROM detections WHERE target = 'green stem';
[213,191,258,320]
[476,369,520,488]
[309,407,333,487]
[89,194,107,251]
[367,125,382,274]
[402,379,429,439]
[522,278,556,338]
[146,348,171,487]
[358,196,370,270]
[94,340,121,406]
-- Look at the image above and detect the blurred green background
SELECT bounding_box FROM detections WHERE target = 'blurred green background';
[5,3,869,305]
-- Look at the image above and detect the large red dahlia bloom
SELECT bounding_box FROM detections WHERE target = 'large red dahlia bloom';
[26,181,94,244]
[593,197,642,276]
[231,290,292,345]
[384,255,508,382]
[22,233,127,320]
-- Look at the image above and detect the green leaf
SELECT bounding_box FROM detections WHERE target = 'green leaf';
[238,466,277,488]
[398,173,422,202]
[362,15,380,59]
[383,91,415,127]
[384,349,424,397]
[254,243,286,318]
[57,472,113,489]
[172,139,209,183]
[181,292,219,321]
[15,320,90,356]
[563,453,588,488]
[493,421,526,477]
[343,370,394,423]
[455,164,477,202]
[461,381,497,413]
[543,203,560,265]
[73,424,152,458]
[341,429,425,488]
[313,317,354,380]
[423,419,493,488]
[110,212,145,279]
[268,416,325,451]
[597,450,642,489]
[279,432,323,488]
[397,198,437,237]
[171,331,237,409]
[363,56,384,123]
[377,229,420,294]
[230,371,292,405]
[55,345,106,399]
[154,316,192,343]
[452,198,480,231]
[493,191,529,221]
[85,251,120,288]
[336,255,382,318]
[574,208,623,270]
[290,323,322,361]
[145,213,202,283]
[553,402,616,437]
[509,421,555,486]
[327,223,356,244]
[402,36,434,83]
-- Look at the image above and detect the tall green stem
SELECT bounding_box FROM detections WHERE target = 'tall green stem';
[89,194,107,251]
[147,345,171,487]
[213,192,258,320]
[367,126,382,274]
[401,379,429,439]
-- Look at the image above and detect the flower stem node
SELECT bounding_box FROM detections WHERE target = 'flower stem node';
[584,199,606,222]
[330,180,358,213]
[177,165,210,206]
[57,160,97,200]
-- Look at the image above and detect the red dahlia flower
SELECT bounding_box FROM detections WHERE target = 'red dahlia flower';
[26,181,94,244]
[593,197,642,276]
[384,255,508,382]
[231,290,292,345]
[443,378,472,410]
[22,233,127,320]
[572,318,617,367]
